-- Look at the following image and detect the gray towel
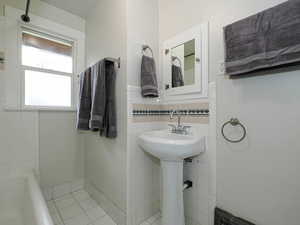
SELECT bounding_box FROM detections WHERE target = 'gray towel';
[224,1,300,76]
[141,55,159,97]
[77,67,92,130]
[90,60,106,131]
[172,65,184,87]
[101,61,117,138]
[90,59,117,138]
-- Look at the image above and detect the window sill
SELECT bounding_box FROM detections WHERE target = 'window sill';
[4,105,77,112]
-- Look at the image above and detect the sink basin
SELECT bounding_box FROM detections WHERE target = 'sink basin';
[138,129,206,225]
[138,129,205,161]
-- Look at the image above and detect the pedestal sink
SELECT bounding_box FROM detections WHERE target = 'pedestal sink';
[138,129,206,225]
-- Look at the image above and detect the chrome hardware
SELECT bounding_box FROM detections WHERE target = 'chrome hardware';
[169,110,191,135]
[221,118,246,143]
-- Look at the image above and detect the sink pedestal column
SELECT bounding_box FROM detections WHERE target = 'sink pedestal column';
[161,160,185,225]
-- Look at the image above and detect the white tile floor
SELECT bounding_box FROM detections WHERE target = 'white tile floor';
[47,189,117,225]
[139,212,161,225]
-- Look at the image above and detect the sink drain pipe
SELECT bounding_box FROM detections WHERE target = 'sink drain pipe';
[183,180,193,190]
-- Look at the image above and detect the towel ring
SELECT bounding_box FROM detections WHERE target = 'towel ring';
[142,45,154,58]
[221,118,246,143]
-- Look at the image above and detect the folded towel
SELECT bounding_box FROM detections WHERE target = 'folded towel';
[90,59,117,138]
[172,65,184,87]
[224,1,300,76]
[141,55,159,97]
[77,67,92,130]
[90,60,106,131]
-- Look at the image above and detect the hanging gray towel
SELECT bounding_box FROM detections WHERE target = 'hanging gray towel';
[172,65,184,87]
[90,60,106,131]
[101,60,117,138]
[224,1,300,76]
[90,59,117,138]
[141,55,159,97]
[77,67,92,130]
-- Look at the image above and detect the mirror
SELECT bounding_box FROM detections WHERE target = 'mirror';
[171,39,195,88]
[163,23,208,99]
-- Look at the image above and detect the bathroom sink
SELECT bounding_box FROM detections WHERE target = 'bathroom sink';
[138,129,206,225]
[138,129,205,161]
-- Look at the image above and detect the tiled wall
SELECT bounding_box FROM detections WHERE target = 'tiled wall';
[132,103,209,124]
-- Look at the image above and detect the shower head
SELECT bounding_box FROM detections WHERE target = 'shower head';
[21,0,31,23]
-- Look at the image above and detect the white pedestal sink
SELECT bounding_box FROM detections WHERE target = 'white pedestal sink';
[138,129,206,225]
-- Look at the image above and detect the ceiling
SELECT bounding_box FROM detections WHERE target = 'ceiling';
[41,0,99,18]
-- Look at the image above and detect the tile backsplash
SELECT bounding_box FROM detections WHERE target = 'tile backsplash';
[132,102,209,124]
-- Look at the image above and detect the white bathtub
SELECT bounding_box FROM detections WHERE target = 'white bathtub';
[0,172,53,225]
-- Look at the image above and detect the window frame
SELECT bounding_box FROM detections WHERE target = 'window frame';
[19,25,77,111]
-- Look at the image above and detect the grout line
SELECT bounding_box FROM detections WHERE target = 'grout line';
[50,189,110,225]
[52,199,66,225]
[71,189,107,225]
[71,190,94,224]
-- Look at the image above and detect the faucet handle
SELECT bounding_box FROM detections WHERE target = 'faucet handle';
[168,124,176,131]
[182,125,192,134]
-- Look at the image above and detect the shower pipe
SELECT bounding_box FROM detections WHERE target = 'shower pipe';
[21,0,31,23]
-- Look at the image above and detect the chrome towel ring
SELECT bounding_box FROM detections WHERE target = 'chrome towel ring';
[221,118,246,143]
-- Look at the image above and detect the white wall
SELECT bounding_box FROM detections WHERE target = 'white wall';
[159,0,300,225]
[126,0,161,225]
[39,112,84,188]
[0,3,85,196]
[85,0,127,224]
[0,0,85,32]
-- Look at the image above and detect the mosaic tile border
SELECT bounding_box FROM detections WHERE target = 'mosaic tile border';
[132,103,209,124]
[133,109,209,116]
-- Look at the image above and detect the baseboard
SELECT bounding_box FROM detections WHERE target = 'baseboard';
[85,180,126,225]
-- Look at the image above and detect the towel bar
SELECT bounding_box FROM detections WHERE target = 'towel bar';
[77,57,120,78]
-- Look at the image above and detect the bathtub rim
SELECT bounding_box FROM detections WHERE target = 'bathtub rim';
[27,171,54,225]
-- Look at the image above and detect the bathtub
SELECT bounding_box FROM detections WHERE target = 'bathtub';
[0,172,53,225]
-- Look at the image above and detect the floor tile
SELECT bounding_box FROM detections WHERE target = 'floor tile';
[50,212,63,225]
[49,189,115,225]
[64,213,91,225]
[47,201,57,214]
[60,203,85,220]
[93,215,116,225]
[73,190,90,201]
[153,218,161,225]
[86,206,106,221]
[140,221,150,225]
[79,198,98,211]
[55,194,76,209]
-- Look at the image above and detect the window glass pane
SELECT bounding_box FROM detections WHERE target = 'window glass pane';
[22,32,73,73]
[25,70,71,107]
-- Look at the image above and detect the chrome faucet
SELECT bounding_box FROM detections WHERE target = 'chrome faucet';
[168,109,191,135]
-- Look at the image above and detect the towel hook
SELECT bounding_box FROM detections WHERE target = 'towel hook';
[142,45,154,58]
[221,118,246,143]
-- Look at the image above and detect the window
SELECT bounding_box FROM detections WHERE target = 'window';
[21,29,74,108]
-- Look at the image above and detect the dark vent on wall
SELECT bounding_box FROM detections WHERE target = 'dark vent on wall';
[215,208,255,225]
